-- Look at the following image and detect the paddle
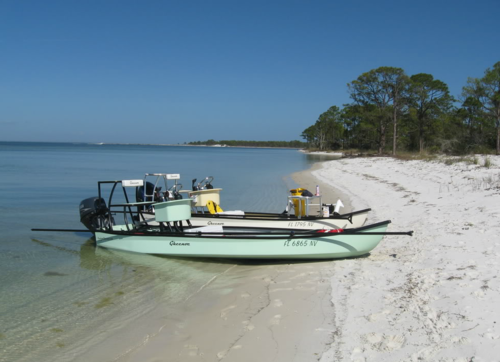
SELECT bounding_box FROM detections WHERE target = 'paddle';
[317,229,413,236]
[31,228,91,233]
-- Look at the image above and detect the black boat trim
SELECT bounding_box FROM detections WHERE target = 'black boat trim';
[93,220,414,239]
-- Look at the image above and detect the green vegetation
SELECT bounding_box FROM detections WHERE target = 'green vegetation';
[188,139,306,148]
[403,154,494,169]
[302,62,500,156]
[393,151,437,162]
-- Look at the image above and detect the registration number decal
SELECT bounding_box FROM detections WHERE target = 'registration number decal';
[283,240,318,247]
[287,221,315,228]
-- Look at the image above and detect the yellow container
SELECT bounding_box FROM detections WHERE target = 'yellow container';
[290,188,306,216]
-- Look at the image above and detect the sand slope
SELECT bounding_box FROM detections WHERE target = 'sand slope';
[312,155,500,362]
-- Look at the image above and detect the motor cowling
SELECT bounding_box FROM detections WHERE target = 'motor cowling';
[79,197,109,231]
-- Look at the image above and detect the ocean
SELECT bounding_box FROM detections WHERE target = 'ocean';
[0,142,323,362]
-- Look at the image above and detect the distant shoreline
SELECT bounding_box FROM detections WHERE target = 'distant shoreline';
[0,140,304,150]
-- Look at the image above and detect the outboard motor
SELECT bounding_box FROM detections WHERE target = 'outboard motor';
[79,197,110,231]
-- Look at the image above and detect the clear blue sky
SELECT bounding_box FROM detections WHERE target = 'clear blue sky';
[1,0,498,144]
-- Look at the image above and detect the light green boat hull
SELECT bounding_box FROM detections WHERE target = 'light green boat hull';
[94,222,389,260]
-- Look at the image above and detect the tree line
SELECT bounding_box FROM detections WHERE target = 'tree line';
[188,139,306,148]
[302,62,500,155]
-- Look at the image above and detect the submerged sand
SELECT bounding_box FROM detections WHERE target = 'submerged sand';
[88,155,500,362]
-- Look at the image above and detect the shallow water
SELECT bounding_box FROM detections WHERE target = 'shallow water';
[0,142,316,362]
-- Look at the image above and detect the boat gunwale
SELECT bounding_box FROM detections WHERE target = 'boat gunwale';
[140,208,372,221]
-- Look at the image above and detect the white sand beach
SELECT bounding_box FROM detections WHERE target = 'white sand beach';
[105,155,500,362]
[311,155,500,362]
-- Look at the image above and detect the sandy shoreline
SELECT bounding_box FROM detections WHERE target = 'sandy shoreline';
[312,155,500,361]
[95,155,499,362]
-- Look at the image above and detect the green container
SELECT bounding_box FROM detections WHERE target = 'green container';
[154,199,192,222]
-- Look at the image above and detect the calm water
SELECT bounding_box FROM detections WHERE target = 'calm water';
[0,142,319,362]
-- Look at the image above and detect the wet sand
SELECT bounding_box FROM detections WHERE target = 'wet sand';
[117,261,338,362]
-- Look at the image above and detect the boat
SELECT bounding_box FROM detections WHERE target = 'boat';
[77,178,413,260]
[133,173,371,230]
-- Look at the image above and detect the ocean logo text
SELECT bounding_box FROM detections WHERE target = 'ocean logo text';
[207,221,224,226]
[170,241,190,246]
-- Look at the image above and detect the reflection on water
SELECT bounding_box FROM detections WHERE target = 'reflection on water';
[304,153,342,163]
[0,235,237,362]
[78,238,114,271]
